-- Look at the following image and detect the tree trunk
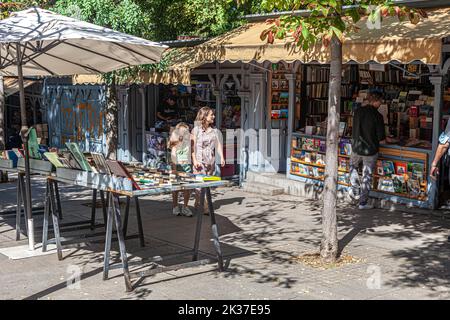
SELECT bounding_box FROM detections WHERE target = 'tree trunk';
[320,35,342,263]
[105,78,118,160]
[0,76,5,151]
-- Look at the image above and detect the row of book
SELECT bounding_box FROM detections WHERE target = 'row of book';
[342,66,359,83]
[306,65,368,84]
[306,66,330,82]
[306,100,328,114]
[375,160,424,181]
[291,162,324,178]
[291,150,351,172]
[292,136,352,156]
[306,84,355,99]
[291,162,351,184]
[292,151,325,165]
[306,83,329,98]
[375,176,425,199]
[272,92,289,105]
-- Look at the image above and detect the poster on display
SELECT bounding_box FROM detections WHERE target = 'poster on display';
[145,132,169,170]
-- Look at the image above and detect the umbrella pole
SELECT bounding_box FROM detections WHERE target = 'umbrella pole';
[16,51,35,251]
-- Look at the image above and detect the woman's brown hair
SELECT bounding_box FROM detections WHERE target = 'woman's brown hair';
[195,107,214,129]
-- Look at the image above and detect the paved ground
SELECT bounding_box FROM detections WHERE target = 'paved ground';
[0,174,450,300]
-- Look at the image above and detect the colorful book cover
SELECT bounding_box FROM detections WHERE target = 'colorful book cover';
[298,164,309,175]
[337,172,349,184]
[12,148,24,158]
[106,160,141,190]
[91,152,110,174]
[319,140,326,153]
[378,178,395,192]
[65,142,93,172]
[43,152,64,168]
[338,158,349,171]
[392,174,406,193]
[61,150,82,170]
[376,160,384,176]
[304,152,311,163]
[202,175,222,181]
[394,162,408,175]
[407,179,421,196]
[6,150,19,167]
[409,162,424,181]
[313,139,322,151]
[28,127,42,160]
[302,138,314,151]
[316,154,325,165]
[382,161,395,176]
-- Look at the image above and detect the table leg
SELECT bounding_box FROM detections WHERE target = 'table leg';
[90,189,97,230]
[135,197,145,247]
[100,190,107,225]
[111,193,132,292]
[54,181,63,220]
[42,180,50,252]
[15,175,22,241]
[122,196,130,237]
[49,181,63,261]
[103,193,114,280]
[192,188,206,261]
[206,188,224,272]
[18,173,28,237]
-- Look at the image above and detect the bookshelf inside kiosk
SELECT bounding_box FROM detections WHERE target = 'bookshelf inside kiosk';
[289,62,437,208]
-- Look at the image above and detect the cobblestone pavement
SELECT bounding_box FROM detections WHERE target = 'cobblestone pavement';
[0,174,449,300]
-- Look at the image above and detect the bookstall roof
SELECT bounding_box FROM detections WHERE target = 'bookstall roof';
[146,7,450,85]
[3,77,37,97]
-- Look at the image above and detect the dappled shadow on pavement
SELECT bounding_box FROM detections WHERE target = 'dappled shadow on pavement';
[0,184,255,299]
[299,198,450,297]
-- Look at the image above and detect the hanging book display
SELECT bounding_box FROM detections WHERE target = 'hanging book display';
[145,132,169,170]
[28,127,42,160]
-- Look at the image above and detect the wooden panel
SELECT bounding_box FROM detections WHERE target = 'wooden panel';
[379,146,428,162]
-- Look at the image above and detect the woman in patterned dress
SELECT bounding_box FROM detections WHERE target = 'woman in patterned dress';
[191,107,225,213]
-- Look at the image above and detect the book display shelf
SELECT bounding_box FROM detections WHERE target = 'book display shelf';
[290,133,351,187]
[268,63,302,120]
[289,62,436,207]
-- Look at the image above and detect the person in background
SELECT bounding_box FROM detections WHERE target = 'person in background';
[349,91,392,209]
[431,118,450,180]
[157,95,178,122]
[430,119,450,242]
[169,122,193,217]
[192,107,225,214]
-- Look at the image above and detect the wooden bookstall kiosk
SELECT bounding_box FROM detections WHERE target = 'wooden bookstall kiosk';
[287,62,441,209]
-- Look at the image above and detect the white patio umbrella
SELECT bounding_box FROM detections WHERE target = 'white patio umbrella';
[0,7,168,250]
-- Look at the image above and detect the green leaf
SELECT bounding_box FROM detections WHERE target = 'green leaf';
[330,26,342,39]
[276,29,286,39]
[301,24,310,40]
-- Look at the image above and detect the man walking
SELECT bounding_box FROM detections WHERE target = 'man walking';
[349,92,388,209]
